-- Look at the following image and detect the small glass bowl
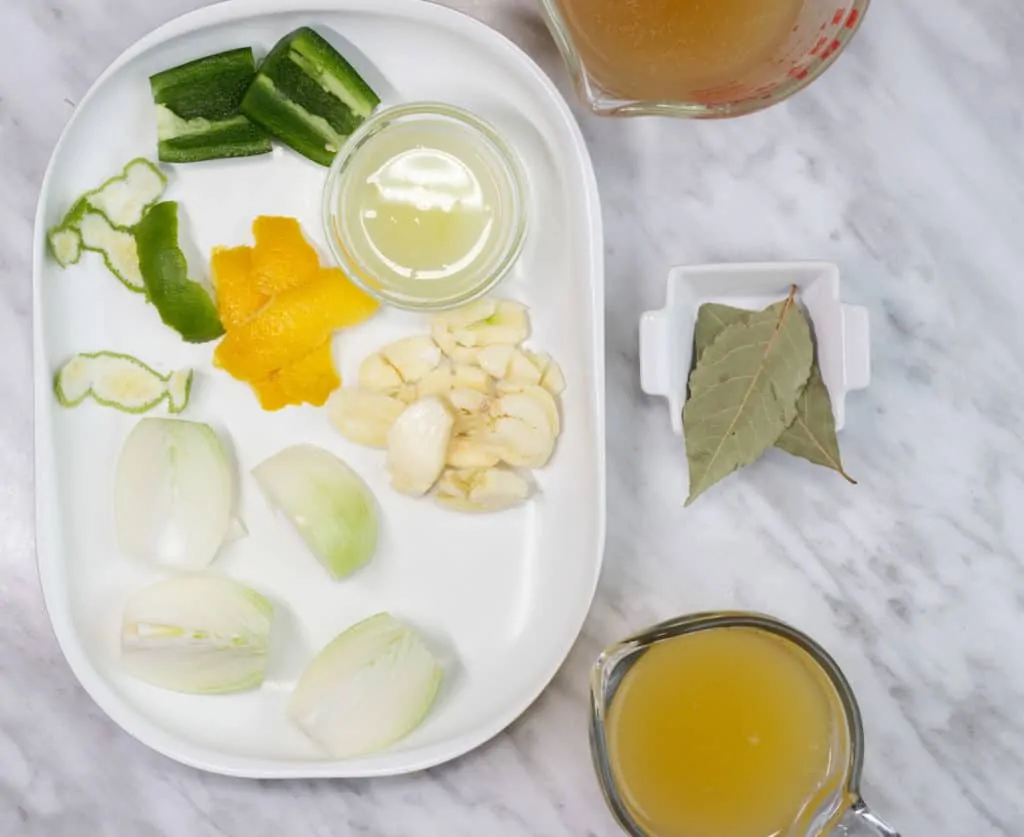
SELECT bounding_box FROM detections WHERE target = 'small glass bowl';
[322,102,528,311]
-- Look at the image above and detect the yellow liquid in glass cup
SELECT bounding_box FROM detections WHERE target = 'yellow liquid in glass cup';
[590,614,900,837]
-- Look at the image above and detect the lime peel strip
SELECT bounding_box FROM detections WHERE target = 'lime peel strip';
[54,350,194,414]
[46,158,166,287]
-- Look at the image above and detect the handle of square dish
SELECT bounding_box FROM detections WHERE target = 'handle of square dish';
[639,309,672,397]
[841,304,871,391]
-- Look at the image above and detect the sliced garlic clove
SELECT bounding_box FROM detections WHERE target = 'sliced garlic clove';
[431,322,458,356]
[433,322,479,364]
[433,300,497,332]
[509,385,560,437]
[452,364,490,393]
[487,420,555,469]
[469,467,531,509]
[395,384,420,405]
[526,351,552,377]
[506,349,543,386]
[447,388,490,415]
[447,436,501,469]
[476,344,514,378]
[495,391,557,436]
[381,336,442,383]
[418,361,454,397]
[486,392,556,468]
[447,388,490,438]
[434,467,531,512]
[386,397,454,496]
[359,353,403,392]
[450,345,479,365]
[434,469,473,508]
[452,300,530,347]
[328,389,407,449]
[540,359,566,396]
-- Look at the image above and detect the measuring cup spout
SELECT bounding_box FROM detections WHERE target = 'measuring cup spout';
[834,799,900,837]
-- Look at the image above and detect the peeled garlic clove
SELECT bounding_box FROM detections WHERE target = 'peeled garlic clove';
[328,388,406,449]
[418,361,454,397]
[359,353,403,392]
[541,359,566,396]
[452,364,490,393]
[447,436,500,469]
[381,336,442,383]
[506,349,543,386]
[476,344,514,378]
[387,396,453,495]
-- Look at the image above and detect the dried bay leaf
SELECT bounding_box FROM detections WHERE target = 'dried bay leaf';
[693,303,748,359]
[775,365,856,483]
[693,300,855,484]
[684,289,812,505]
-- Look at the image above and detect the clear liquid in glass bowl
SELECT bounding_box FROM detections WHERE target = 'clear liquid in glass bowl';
[323,103,527,311]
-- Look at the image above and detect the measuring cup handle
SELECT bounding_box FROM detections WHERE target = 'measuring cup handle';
[835,799,901,837]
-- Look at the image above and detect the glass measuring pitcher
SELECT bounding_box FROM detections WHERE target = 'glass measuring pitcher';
[538,0,869,117]
[590,613,899,837]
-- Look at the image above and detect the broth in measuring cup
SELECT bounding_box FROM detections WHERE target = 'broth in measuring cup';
[596,621,856,837]
[554,0,803,101]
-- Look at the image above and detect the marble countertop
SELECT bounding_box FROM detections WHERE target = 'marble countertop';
[3,0,1023,834]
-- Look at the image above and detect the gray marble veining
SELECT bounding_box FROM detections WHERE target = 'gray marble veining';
[2,0,1023,835]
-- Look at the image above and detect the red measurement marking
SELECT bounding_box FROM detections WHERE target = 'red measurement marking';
[788,66,810,80]
[846,8,860,27]
[821,39,842,59]
[832,8,846,25]
[811,36,829,55]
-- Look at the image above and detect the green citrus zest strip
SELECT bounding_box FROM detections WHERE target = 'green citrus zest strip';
[54,350,193,414]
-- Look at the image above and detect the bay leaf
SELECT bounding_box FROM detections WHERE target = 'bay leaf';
[693,303,749,359]
[683,290,812,505]
[774,365,856,483]
[693,300,855,484]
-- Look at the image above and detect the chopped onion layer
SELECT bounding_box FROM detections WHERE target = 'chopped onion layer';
[252,444,378,579]
[115,418,235,569]
[289,613,442,758]
[121,576,273,694]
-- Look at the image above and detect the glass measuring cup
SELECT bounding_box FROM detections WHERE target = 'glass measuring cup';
[590,612,900,837]
[538,1,869,117]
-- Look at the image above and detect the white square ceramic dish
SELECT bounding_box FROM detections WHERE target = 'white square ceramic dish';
[639,262,870,435]
[33,0,605,777]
